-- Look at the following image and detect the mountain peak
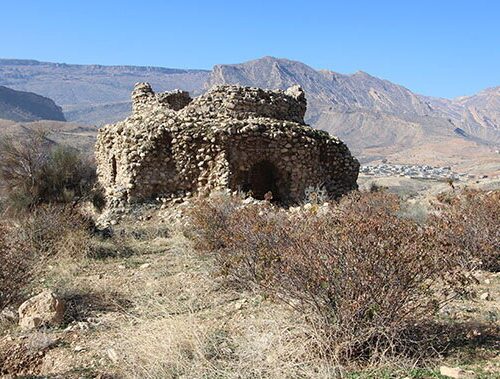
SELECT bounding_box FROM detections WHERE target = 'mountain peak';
[353,70,371,77]
[206,57,434,116]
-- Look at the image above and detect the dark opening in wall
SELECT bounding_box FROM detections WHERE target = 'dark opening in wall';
[247,160,283,201]
[111,156,117,184]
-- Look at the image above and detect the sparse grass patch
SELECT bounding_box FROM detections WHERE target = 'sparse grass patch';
[345,367,445,378]
[62,289,133,324]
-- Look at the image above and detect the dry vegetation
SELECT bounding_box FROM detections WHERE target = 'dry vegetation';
[0,130,101,212]
[434,190,499,272]
[0,143,498,377]
[187,190,498,365]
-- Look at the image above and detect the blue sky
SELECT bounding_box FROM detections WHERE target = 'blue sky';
[1,0,498,98]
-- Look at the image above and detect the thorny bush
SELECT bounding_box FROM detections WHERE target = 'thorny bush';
[188,191,477,362]
[433,189,499,271]
[0,205,95,309]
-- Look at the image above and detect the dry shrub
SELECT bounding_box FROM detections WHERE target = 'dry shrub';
[187,191,472,362]
[187,193,279,286]
[0,205,95,308]
[433,189,499,271]
[186,192,243,252]
[0,222,32,308]
[0,131,98,211]
[14,205,94,254]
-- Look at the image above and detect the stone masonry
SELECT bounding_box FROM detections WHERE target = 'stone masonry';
[95,83,359,205]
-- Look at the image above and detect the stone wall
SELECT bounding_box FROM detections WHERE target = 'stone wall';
[95,83,359,206]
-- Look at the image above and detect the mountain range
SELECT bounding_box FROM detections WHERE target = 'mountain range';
[0,57,498,172]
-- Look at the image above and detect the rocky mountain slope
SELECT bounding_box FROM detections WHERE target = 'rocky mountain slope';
[456,86,500,130]
[0,85,65,122]
[0,57,498,172]
[0,59,209,125]
[424,86,500,137]
[207,57,433,116]
[206,57,499,171]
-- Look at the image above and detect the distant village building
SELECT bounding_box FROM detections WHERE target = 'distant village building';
[95,83,359,205]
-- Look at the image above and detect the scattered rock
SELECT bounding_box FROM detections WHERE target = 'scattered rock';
[479,292,491,300]
[18,290,65,330]
[78,321,90,330]
[1,307,18,323]
[440,366,477,378]
[25,332,58,352]
[74,345,86,352]
[234,299,247,310]
[106,347,119,363]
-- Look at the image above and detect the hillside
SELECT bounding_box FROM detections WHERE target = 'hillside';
[207,57,433,116]
[0,59,210,125]
[0,119,98,153]
[0,85,65,122]
[206,57,500,172]
[1,189,498,378]
[1,57,498,173]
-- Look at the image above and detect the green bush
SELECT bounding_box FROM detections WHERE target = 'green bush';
[0,131,98,211]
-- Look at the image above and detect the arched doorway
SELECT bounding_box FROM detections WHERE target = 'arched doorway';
[247,160,284,201]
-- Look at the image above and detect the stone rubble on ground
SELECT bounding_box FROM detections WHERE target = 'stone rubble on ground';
[479,292,491,300]
[439,365,477,379]
[0,307,18,324]
[17,290,65,330]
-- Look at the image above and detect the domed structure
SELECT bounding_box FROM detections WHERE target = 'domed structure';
[95,83,359,205]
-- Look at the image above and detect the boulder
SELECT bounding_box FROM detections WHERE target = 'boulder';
[0,307,18,323]
[18,290,65,330]
[439,366,476,379]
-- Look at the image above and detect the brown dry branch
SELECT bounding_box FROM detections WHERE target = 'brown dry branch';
[187,191,477,362]
[0,131,97,211]
[433,189,499,271]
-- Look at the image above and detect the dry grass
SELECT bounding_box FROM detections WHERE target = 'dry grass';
[1,189,498,378]
[0,205,94,309]
[110,299,344,379]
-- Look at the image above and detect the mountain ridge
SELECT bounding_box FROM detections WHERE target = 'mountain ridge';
[203,57,498,173]
[0,85,65,122]
[0,56,498,173]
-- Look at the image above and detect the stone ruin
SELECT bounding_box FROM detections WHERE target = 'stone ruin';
[95,83,359,206]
